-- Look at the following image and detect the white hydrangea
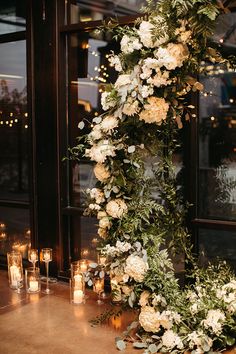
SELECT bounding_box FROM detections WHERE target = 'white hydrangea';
[139,85,154,98]
[147,69,171,87]
[140,58,160,80]
[139,96,169,125]
[100,115,118,133]
[155,43,189,70]
[187,330,213,350]
[108,54,122,71]
[139,306,161,332]
[101,91,117,111]
[120,34,142,54]
[86,140,116,163]
[94,163,110,182]
[89,188,105,204]
[137,21,155,48]
[115,74,132,88]
[115,240,132,253]
[201,309,226,335]
[161,330,183,350]
[106,198,128,218]
[124,254,148,282]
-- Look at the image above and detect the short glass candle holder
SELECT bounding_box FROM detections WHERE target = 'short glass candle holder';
[25,267,41,293]
[70,262,85,305]
[7,251,24,290]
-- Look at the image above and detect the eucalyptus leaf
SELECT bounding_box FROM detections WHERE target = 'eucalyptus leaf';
[128,145,135,153]
[133,342,147,348]
[78,121,85,130]
[87,279,93,287]
[116,340,126,351]
[148,344,157,353]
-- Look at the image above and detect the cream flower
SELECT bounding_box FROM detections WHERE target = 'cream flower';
[124,255,148,282]
[98,227,107,239]
[99,217,111,229]
[139,97,169,125]
[100,115,118,133]
[88,124,102,142]
[89,188,105,204]
[86,140,116,163]
[106,199,128,218]
[120,34,142,54]
[122,98,140,116]
[94,163,110,182]
[139,306,160,332]
[101,91,117,111]
[97,210,108,219]
[139,291,150,307]
[161,330,183,350]
[137,21,155,48]
[108,54,122,71]
[201,309,226,335]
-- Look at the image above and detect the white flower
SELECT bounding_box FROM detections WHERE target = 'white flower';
[99,217,111,229]
[139,291,150,307]
[88,203,101,211]
[122,98,140,116]
[86,140,116,163]
[94,163,110,182]
[120,34,142,54]
[124,254,148,282]
[88,124,102,142]
[122,274,129,283]
[147,69,171,87]
[190,302,199,315]
[161,330,183,350]
[89,188,105,204]
[137,21,155,48]
[122,285,132,295]
[140,58,160,80]
[106,199,128,218]
[158,312,172,329]
[155,43,189,70]
[201,309,226,335]
[139,306,160,332]
[115,240,132,253]
[115,74,131,88]
[98,227,107,239]
[187,330,213,351]
[139,97,169,125]
[97,211,108,219]
[152,294,167,307]
[100,115,118,133]
[101,91,117,111]
[139,85,154,98]
[108,54,122,71]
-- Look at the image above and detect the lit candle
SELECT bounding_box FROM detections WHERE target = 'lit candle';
[80,261,87,273]
[30,253,37,262]
[29,280,39,292]
[74,274,83,290]
[10,265,21,287]
[94,279,103,293]
[0,223,6,230]
[73,289,84,304]
[43,252,51,262]
[98,255,106,266]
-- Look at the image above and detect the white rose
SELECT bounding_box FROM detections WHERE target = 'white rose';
[124,254,148,282]
[139,306,160,332]
[94,163,110,182]
[106,199,128,219]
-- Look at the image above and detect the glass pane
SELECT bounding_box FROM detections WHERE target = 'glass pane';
[68,32,119,207]
[69,0,146,23]
[0,206,30,259]
[0,1,26,35]
[198,228,236,271]
[199,14,236,221]
[0,40,28,201]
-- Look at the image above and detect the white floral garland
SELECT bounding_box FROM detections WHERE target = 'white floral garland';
[75,0,236,352]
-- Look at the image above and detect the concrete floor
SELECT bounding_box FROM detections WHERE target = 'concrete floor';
[0,270,137,354]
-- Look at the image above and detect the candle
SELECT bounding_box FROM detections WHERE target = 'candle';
[30,253,37,262]
[29,280,39,292]
[0,223,6,230]
[74,274,83,290]
[73,289,84,304]
[98,255,106,266]
[43,252,51,261]
[10,265,21,287]
[94,279,103,293]
[80,262,87,273]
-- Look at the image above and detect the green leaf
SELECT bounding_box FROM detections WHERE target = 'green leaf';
[133,342,147,348]
[116,340,126,351]
[226,336,235,346]
[148,344,158,353]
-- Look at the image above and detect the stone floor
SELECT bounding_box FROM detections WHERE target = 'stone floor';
[0,270,137,354]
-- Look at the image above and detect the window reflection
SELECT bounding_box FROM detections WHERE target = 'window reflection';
[0,206,30,259]
[0,40,28,201]
[199,13,236,221]
[0,1,26,35]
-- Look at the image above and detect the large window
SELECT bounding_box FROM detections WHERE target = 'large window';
[0,2,30,261]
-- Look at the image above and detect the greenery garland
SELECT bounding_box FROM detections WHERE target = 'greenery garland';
[70,0,236,352]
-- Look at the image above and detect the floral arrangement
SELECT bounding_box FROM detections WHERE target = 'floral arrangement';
[70,0,236,352]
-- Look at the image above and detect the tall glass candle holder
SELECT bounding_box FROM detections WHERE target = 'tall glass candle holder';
[93,276,104,305]
[70,262,85,305]
[28,249,38,271]
[7,251,23,291]
[25,267,41,293]
[42,248,53,294]
[79,259,88,273]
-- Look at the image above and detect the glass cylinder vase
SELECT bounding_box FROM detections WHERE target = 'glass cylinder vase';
[7,251,23,290]
[70,261,85,305]
[25,267,41,293]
